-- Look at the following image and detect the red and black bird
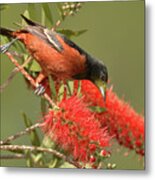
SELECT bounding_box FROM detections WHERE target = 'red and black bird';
[0,15,108,99]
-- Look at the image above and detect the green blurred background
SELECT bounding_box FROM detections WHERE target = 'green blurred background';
[0,1,144,169]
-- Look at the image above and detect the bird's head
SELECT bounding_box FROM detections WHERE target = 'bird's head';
[89,60,108,101]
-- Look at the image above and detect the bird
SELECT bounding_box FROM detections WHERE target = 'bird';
[0,15,108,100]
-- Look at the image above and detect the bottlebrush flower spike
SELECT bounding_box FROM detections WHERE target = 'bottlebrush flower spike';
[42,96,110,162]
[74,80,105,107]
[74,80,144,156]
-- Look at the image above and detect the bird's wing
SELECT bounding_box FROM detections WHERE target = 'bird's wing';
[24,26,63,53]
[21,15,87,55]
[59,33,86,55]
[43,29,63,52]
[21,14,63,52]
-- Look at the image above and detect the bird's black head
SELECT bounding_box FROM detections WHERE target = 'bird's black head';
[63,36,109,100]
[88,58,108,100]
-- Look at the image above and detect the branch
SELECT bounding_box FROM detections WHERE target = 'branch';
[51,20,61,31]
[0,68,18,93]
[0,145,82,168]
[5,52,59,109]
[0,56,32,93]
[0,123,42,145]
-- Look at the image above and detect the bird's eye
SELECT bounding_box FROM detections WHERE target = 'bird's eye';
[101,75,106,82]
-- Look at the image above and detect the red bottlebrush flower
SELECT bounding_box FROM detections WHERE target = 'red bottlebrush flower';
[100,87,144,156]
[74,80,144,156]
[74,80,105,107]
[100,149,110,157]
[42,96,110,162]
[90,155,96,163]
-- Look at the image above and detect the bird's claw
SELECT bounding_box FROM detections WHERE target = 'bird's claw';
[0,38,18,54]
[34,84,46,96]
[0,43,10,54]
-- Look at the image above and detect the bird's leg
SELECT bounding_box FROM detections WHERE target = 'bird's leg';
[34,72,47,96]
[0,38,18,54]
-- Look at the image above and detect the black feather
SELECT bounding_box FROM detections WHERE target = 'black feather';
[0,27,14,38]
[59,33,86,55]
[20,14,45,28]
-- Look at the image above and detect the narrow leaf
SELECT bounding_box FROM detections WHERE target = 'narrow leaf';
[89,106,106,113]
[57,29,87,39]
[41,5,45,26]
[58,82,65,101]
[0,36,9,44]
[48,76,57,101]
[42,136,55,148]
[22,112,40,146]
[66,80,74,96]
[41,3,53,26]
[28,3,36,20]
[41,98,48,116]
[76,80,82,97]
[13,41,25,53]
[60,162,76,168]
[31,153,43,164]
[25,150,34,167]
[27,60,41,72]
[22,10,30,26]
[48,158,58,168]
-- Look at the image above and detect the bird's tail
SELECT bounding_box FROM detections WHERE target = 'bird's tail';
[21,14,45,27]
[0,27,14,38]
[0,15,43,38]
[0,27,18,53]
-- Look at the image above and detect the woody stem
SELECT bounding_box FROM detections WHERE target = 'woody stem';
[5,52,59,109]
[0,145,82,168]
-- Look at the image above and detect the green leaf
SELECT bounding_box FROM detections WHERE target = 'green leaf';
[42,136,55,148]
[22,10,30,26]
[23,55,41,73]
[13,41,25,53]
[32,153,43,164]
[60,162,76,168]
[48,158,58,168]
[41,5,45,26]
[0,36,9,44]
[28,3,36,20]
[76,80,82,97]
[26,60,41,72]
[41,98,48,116]
[22,112,40,146]
[57,29,87,39]
[48,76,57,101]
[66,80,74,96]
[41,3,53,27]
[89,106,106,113]
[58,82,65,101]
[25,150,34,167]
